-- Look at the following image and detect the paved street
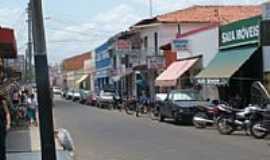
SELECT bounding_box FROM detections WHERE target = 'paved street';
[54,96,270,160]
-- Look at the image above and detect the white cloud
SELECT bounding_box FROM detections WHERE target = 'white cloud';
[1,0,268,63]
[45,3,142,63]
[0,7,28,54]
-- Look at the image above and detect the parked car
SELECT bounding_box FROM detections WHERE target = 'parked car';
[96,90,115,109]
[79,90,90,104]
[61,89,68,98]
[85,92,97,106]
[53,86,62,95]
[66,90,74,100]
[159,90,207,123]
[72,90,81,102]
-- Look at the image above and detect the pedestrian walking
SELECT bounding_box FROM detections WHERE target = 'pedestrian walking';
[12,90,20,107]
[0,86,11,160]
[27,94,38,126]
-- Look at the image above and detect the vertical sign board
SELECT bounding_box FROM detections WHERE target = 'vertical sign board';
[219,16,261,50]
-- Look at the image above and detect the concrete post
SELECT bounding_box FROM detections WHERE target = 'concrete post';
[262,2,270,92]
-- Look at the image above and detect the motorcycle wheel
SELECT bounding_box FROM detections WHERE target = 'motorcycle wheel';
[217,116,234,135]
[193,112,208,129]
[250,120,268,139]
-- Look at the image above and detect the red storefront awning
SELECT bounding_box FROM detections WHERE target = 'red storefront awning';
[0,27,17,58]
[155,58,199,87]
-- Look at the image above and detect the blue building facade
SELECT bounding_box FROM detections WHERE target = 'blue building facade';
[95,41,113,93]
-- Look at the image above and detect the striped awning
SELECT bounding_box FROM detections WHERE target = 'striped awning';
[155,58,199,87]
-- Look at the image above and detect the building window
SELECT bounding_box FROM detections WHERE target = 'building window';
[144,36,148,50]
[154,32,158,55]
[113,55,117,69]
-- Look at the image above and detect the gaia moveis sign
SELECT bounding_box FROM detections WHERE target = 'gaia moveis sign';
[219,16,261,49]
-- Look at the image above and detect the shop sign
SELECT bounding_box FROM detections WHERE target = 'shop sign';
[172,39,190,52]
[197,78,228,85]
[220,16,261,49]
[147,56,164,69]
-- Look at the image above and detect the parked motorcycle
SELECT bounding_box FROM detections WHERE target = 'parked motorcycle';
[193,101,221,129]
[249,81,270,139]
[216,104,260,135]
[249,106,270,139]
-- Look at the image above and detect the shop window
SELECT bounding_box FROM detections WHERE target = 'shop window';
[154,32,158,55]
[144,36,148,50]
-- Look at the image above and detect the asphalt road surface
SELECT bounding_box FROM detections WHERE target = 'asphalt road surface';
[53,96,270,160]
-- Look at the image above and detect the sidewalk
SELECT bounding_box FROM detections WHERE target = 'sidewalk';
[6,126,41,160]
[6,126,71,160]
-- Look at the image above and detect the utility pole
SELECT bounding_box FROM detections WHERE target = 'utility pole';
[24,49,28,82]
[30,0,57,160]
[149,0,153,18]
[27,2,33,82]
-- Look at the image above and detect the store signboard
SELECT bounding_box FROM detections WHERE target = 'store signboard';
[172,39,190,52]
[147,56,164,69]
[220,16,261,49]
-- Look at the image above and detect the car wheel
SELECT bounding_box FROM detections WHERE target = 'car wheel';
[159,113,165,122]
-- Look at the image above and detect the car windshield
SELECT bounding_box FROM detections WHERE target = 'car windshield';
[172,91,203,101]
[156,93,167,101]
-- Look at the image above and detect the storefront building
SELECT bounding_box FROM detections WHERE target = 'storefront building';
[156,24,220,97]
[62,52,91,90]
[196,16,263,106]
[131,5,261,99]
[95,40,113,93]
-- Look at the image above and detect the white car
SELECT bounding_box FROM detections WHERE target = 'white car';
[53,87,62,95]
[66,90,74,100]
[72,91,81,101]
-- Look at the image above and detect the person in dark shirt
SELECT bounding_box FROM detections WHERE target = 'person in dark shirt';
[0,69,11,160]
[0,93,11,160]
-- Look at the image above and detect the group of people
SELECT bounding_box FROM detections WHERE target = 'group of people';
[11,88,38,126]
[0,86,38,160]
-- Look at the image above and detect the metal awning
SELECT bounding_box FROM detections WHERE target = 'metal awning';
[0,27,17,58]
[155,58,199,87]
[76,75,89,84]
[196,46,258,85]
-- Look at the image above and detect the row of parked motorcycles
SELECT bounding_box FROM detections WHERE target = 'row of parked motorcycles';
[192,82,270,139]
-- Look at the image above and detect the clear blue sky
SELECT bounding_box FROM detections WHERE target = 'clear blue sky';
[0,0,266,63]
